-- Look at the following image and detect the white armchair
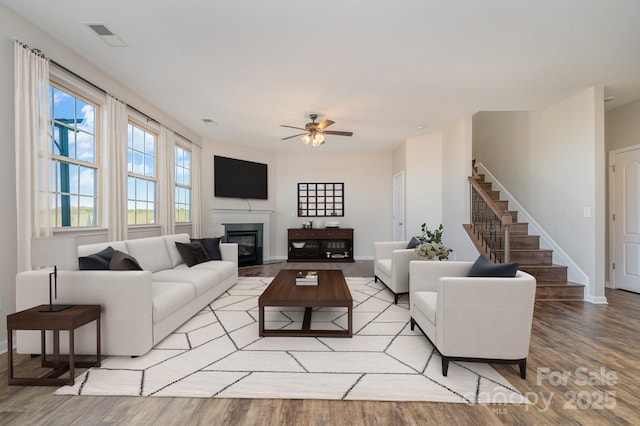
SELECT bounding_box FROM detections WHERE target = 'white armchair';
[374,241,420,304]
[409,260,536,379]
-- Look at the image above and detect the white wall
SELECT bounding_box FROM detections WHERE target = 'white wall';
[442,115,477,261]
[275,151,392,259]
[405,134,443,238]
[0,5,201,350]
[473,87,606,302]
[199,139,278,258]
[606,99,640,151]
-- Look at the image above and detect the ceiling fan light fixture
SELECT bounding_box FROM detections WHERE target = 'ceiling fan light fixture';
[301,134,311,145]
[313,133,324,143]
[312,138,323,147]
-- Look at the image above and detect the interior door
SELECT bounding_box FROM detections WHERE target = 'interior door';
[613,148,640,293]
[392,172,405,241]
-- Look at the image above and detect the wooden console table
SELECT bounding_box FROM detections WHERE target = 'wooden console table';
[7,304,101,386]
[288,228,354,262]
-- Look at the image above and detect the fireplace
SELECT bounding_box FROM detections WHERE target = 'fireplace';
[224,223,263,267]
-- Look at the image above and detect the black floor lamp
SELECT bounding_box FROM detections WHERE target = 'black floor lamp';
[31,237,78,312]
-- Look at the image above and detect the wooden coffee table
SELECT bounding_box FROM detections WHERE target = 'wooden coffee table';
[259,269,353,337]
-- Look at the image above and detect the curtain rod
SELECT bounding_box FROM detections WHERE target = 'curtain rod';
[50,60,199,148]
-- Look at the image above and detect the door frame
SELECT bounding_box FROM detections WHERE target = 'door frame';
[392,171,405,241]
[609,144,640,290]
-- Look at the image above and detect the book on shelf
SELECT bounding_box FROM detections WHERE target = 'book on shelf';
[295,271,319,286]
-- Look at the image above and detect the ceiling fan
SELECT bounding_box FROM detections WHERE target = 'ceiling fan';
[280,113,353,146]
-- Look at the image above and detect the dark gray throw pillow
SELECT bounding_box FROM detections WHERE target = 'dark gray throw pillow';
[79,246,115,270]
[468,255,519,277]
[109,250,143,271]
[176,241,211,267]
[406,237,422,249]
[190,237,222,261]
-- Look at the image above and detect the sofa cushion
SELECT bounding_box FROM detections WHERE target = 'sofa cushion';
[78,241,128,258]
[190,237,223,260]
[468,255,519,278]
[181,260,237,282]
[163,233,192,268]
[152,281,196,323]
[79,246,115,270]
[109,250,143,270]
[152,269,220,297]
[376,259,392,277]
[175,241,210,267]
[125,236,173,272]
[413,291,438,326]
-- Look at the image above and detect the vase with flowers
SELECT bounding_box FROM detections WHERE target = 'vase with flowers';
[414,223,452,260]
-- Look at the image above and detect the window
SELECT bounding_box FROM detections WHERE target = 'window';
[175,145,192,223]
[49,84,98,227]
[127,123,157,225]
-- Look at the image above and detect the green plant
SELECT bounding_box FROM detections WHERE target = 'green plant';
[415,223,451,260]
[418,223,444,244]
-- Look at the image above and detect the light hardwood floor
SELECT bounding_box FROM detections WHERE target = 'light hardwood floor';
[1,260,639,425]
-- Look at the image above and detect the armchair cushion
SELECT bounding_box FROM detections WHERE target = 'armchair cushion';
[376,259,392,277]
[406,237,421,249]
[468,255,519,277]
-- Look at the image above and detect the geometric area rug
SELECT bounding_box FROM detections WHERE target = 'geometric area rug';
[56,277,530,404]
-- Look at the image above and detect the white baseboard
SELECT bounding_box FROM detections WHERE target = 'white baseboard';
[0,338,9,355]
[584,295,608,304]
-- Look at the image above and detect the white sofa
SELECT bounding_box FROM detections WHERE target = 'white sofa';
[373,241,419,303]
[409,260,536,378]
[15,233,238,356]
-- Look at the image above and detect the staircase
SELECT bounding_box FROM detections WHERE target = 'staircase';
[464,170,584,301]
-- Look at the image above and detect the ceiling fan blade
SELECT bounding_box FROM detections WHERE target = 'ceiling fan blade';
[281,132,309,140]
[315,119,335,131]
[322,130,353,137]
[280,125,307,131]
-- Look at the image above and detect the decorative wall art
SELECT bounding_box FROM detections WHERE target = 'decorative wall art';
[297,183,344,217]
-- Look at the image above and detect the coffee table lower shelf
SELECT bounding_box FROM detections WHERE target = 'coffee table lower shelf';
[259,306,352,337]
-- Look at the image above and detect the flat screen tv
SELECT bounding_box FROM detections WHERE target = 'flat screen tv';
[214,155,268,200]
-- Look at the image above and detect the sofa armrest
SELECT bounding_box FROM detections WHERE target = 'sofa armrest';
[220,243,238,265]
[16,269,154,356]
[374,241,410,260]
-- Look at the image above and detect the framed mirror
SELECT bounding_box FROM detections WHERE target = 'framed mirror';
[298,182,344,217]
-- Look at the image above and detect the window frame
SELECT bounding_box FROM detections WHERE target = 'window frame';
[174,143,192,224]
[127,119,159,226]
[48,81,101,229]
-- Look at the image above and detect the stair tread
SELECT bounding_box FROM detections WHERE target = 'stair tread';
[520,264,568,269]
[535,282,584,287]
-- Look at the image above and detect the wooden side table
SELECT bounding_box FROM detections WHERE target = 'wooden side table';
[7,304,101,386]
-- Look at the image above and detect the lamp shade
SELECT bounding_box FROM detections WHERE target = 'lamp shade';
[31,237,78,271]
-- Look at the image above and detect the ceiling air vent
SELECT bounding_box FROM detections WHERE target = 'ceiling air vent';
[84,23,127,47]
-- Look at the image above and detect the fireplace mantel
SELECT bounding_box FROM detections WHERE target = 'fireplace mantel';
[211,209,273,261]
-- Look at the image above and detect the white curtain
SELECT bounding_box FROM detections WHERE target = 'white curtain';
[159,126,175,235]
[191,144,202,238]
[105,96,128,241]
[15,41,51,272]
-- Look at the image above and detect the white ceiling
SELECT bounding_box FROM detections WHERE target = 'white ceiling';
[3,0,640,153]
